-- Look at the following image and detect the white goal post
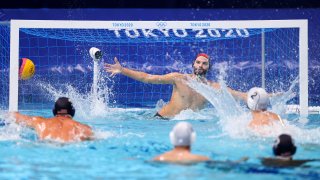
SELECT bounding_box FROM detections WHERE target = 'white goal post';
[9,19,308,114]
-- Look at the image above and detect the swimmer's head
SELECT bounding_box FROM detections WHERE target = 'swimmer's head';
[170,122,196,147]
[52,97,75,117]
[192,53,210,76]
[273,134,297,157]
[247,87,270,111]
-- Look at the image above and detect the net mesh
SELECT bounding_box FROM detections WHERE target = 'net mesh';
[0,23,10,109]
[1,26,300,110]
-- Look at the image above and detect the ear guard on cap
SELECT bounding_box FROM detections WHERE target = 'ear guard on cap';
[169,131,196,146]
[247,87,269,111]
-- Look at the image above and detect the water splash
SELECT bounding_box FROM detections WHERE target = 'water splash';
[270,76,299,115]
[93,130,115,140]
[172,108,218,121]
[247,120,320,144]
[187,69,320,144]
[186,78,245,119]
[37,61,113,119]
[0,111,31,141]
[155,99,167,111]
[186,65,251,138]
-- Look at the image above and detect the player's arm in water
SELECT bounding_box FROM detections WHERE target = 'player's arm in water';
[10,112,43,128]
[105,57,181,84]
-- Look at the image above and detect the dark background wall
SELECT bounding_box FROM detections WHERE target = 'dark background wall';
[0,0,320,9]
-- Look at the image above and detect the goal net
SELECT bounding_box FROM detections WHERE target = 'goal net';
[4,20,308,114]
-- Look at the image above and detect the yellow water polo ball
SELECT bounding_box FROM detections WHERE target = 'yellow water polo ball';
[19,58,35,80]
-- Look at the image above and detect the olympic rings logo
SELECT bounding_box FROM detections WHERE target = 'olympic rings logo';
[156,21,167,28]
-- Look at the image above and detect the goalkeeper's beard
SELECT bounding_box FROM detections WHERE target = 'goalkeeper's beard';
[193,67,208,77]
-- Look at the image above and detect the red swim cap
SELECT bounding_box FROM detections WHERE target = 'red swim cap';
[196,53,209,60]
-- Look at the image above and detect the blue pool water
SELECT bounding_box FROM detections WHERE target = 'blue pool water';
[0,9,319,179]
[0,107,320,179]
[1,62,319,179]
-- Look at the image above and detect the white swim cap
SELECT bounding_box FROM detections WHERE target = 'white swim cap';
[169,122,196,147]
[247,87,270,111]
